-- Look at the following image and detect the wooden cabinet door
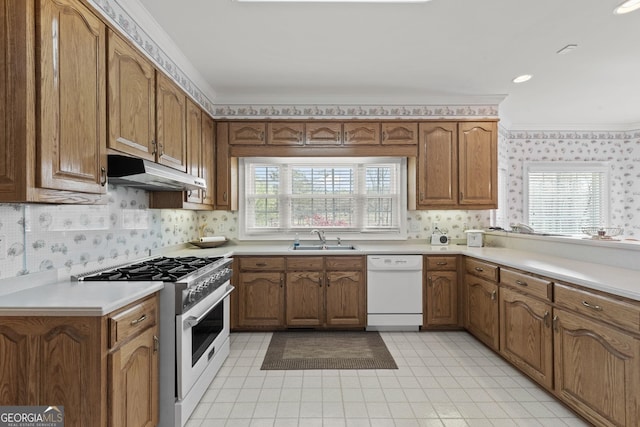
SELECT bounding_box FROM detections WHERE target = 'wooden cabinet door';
[306,122,342,145]
[38,0,106,194]
[381,122,418,145]
[417,123,457,208]
[458,121,497,207]
[185,99,202,203]
[107,30,156,161]
[343,122,380,145]
[0,316,104,427]
[425,271,458,327]
[156,73,187,171]
[325,271,365,327]
[215,122,237,210]
[499,287,553,389]
[286,271,324,326]
[238,272,284,327]
[201,114,215,206]
[229,122,265,145]
[268,122,304,145]
[465,274,499,351]
[553,308,640,427]
[109,326,158,427]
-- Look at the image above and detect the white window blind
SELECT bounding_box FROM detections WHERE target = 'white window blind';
[240,157,406,238]
[524,162,609,234]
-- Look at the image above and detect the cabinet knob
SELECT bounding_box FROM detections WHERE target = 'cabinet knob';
[326,277,330,287]
[153,335,159,353]
[100,167,107,186]
[475,267,484,272]
[223,191,228,201]
[428,277,432,286]
[552,315,559,332]
[543,311,550,328]
[151,139,157,155]
[491,290,497,301]
[515,280,528,287]
[436,262,447,266]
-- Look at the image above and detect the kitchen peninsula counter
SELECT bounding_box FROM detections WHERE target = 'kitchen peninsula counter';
[0,280,163,316]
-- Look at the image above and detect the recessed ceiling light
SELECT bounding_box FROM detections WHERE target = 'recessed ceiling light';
[614,0,640,14]
[512,74,533,83]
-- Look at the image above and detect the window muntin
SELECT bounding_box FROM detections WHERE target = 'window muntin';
[524,162,609,235]
[240,157,406,239]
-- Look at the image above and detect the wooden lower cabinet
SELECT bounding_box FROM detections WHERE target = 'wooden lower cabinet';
[286,271,324,326]
[109,327,158,427]
[553,308,640,427]
[424,255,459,328]
[237,271,285,327]
[499,287,553,389]
[465,273,499,351]
[285,257,365,328]
[0,294,159,427]
[325,270,365,327]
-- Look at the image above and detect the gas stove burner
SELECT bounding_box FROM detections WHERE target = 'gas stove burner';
[79,256,225,283]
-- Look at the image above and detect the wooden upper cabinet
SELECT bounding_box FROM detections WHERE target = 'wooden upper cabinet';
[185,99,202,203]
[38,0,107,194]
[343,122,380,145]
[306,122,342,145]
[458,121,497,207]
[381,122,418,145]
[417,122,458,207]
[156,73,187,172]
[107,30,156,161]
[201,114,215,206]
[215,122,238,210]
[229,122,266,145]
[268,122,304,145]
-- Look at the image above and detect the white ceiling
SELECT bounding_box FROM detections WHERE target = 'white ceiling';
[138,0,640,129]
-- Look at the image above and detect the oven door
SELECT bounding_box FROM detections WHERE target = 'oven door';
[176,283,233,399]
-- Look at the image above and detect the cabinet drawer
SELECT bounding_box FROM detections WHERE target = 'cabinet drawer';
[287,257,323,270]
[426,256,457,271]
[500,268,552,301]
[325,256,364,271]
[109,295,158,348]
[555,283,640,333]
[465,258,499,282]
[239,257,285,271]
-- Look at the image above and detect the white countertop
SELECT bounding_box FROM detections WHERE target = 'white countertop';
[2,239,638,317]
[170,241,640,302]
[0,280,164,316]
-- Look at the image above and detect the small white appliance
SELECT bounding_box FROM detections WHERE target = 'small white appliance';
[430,228,449,245]
[465,229,485,247]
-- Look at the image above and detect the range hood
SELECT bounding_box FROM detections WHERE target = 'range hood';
[107,155,206,191]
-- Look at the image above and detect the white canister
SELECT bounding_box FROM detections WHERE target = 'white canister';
[465,230,484,247]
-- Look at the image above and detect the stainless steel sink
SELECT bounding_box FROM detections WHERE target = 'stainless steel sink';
[290,244,357,251]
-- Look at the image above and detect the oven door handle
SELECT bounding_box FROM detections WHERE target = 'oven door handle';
[185,285,235,328]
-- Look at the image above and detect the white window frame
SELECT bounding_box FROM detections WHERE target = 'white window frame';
[239,157,407,241]
[523,161,610,235]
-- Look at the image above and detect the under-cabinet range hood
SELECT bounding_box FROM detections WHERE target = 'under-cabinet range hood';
[107,155,206,191]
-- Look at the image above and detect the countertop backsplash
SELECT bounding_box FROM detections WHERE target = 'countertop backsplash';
[0,184,492,281]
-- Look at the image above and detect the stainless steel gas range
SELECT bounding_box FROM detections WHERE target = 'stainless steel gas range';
[77,255,234,427]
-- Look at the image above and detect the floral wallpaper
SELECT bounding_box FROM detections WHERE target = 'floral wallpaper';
[0,185,166,279]
[504,129,640,237]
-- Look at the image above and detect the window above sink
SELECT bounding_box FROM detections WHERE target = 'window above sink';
[238,157,407,240]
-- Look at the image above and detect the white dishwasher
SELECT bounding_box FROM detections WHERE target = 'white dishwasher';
[367,255,423,331]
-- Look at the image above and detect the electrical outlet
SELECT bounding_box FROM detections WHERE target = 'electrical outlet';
[0,235,6,260]
[217,223,225,233]
[173,225,179,236]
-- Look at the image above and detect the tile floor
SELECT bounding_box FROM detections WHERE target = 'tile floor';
[185,331,591,427]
